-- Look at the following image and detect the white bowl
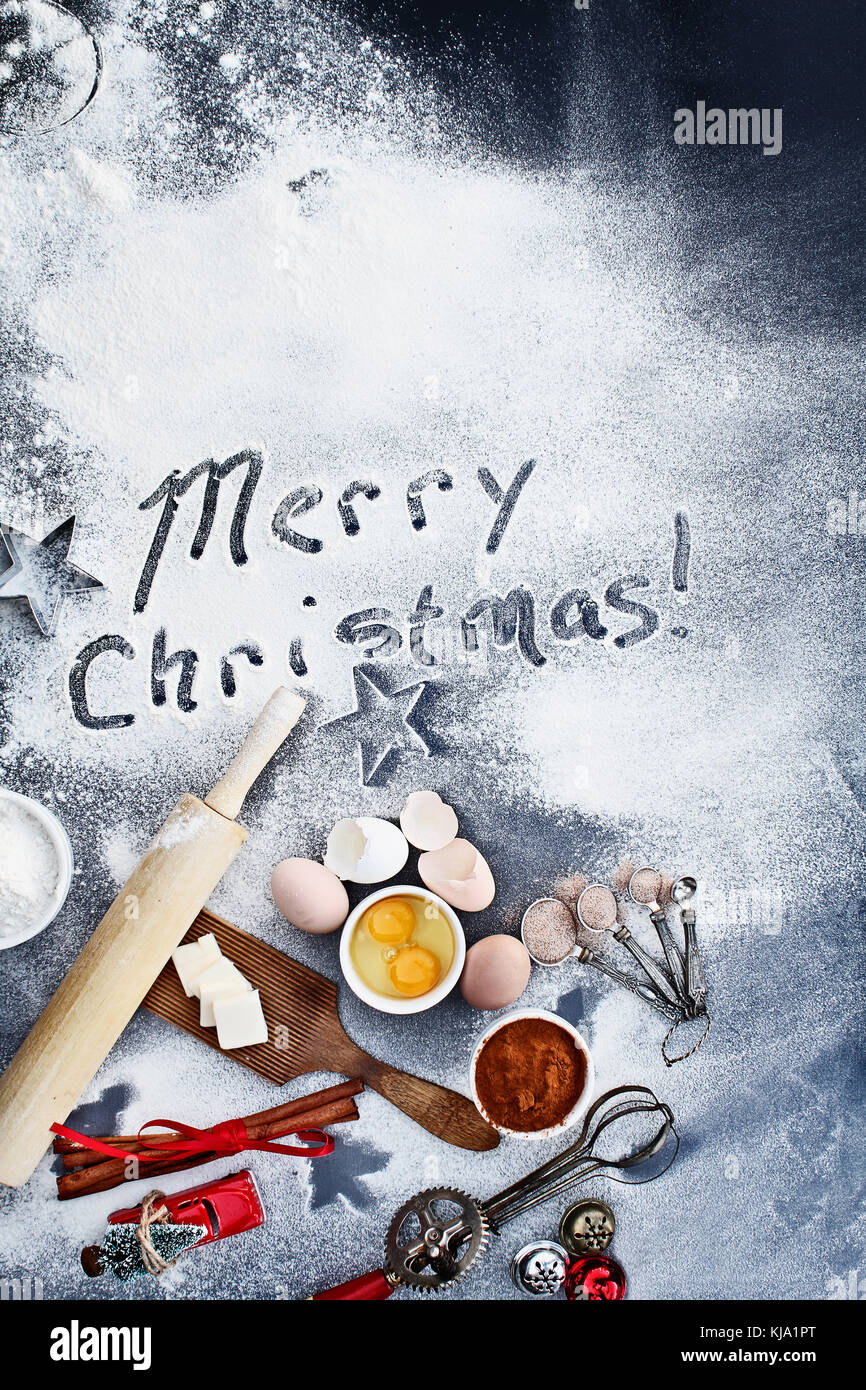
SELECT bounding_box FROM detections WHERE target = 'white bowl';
[0,788,74,949]
[469,1007,595,1140]
[339,884,466,1015]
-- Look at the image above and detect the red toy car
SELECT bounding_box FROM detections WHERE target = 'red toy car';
[108,1169,265,1248]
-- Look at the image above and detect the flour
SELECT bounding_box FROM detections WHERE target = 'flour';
[153,800,212,850]
[0,0,99,135]
[0,0,856,994]
[101,822,140,886]
[0,0,861,1302]
[66,148,132,213]
[0,795,61,936]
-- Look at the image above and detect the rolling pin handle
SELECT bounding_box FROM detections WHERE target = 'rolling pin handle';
[310,1269,395,1300]
[205,687,306,821]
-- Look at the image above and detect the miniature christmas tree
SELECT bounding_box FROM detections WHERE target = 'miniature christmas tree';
[96,1219,207,1282]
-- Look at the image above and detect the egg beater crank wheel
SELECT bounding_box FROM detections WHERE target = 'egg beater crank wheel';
[384,1187,489,1292]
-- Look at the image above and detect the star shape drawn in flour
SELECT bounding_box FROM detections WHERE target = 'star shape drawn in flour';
[0,517,103,636]
[325,665,432,785]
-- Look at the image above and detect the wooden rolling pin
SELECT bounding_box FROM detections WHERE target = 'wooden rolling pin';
[0,687,306,1189]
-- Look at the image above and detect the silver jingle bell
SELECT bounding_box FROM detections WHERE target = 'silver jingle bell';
[559,1198,616,1256]
[510,1241,569,1296]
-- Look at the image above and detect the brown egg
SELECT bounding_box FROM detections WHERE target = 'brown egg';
[459,934,532,1011]
[271,857,349,934]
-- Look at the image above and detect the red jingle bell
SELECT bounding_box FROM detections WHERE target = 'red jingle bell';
[565,1253,627,1301]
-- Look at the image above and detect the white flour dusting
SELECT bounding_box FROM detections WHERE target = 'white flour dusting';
[0,795,61,936]
[0,0,861,1303]
[0,0,99,134]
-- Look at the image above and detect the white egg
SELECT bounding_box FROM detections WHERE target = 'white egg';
[417,838,496,912]
[323,816,410,884]
[399,790,459,851]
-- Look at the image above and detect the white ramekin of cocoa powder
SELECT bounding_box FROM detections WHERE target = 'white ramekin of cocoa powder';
[469,1007,595,1140]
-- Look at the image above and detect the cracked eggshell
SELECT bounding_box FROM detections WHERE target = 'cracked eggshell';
[399,790,459,851]
[271,858,349,934]
[323,817,410,884]
[417,838,496,912]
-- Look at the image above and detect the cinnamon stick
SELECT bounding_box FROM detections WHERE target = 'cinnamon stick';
[56,1083,363,1200]
[55,1078,364,1165]
[60,1096,359,1172]
[57,1095,359,1200]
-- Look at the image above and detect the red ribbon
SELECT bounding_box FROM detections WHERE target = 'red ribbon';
[50,1116,335,1162]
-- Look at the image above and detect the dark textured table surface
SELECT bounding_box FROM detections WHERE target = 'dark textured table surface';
[0,0,862,1302]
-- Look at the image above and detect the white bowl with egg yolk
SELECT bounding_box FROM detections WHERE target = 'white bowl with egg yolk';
[339,885,466,1015]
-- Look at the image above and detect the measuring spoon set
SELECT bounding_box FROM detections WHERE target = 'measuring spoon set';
[521,868,711,1065]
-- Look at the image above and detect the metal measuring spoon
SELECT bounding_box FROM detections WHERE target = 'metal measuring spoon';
[575,884,682,1009]
[670,875,708,1015]
[520,897,682,1021]
[626,867,689,1008]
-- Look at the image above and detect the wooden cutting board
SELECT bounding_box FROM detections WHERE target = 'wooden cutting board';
[142,909,498,1153]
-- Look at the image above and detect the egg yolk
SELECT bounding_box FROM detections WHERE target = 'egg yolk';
[389,945,441,997]
[366,898,416,946]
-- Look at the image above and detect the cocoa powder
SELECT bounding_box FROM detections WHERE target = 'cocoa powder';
[474,1017,587,1132]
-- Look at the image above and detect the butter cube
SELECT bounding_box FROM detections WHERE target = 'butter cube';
[172,934,222,997]
[195,957,249,1022]
[185,937,229,999]
[199,962,251,1027]
[213,990,268,1050]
